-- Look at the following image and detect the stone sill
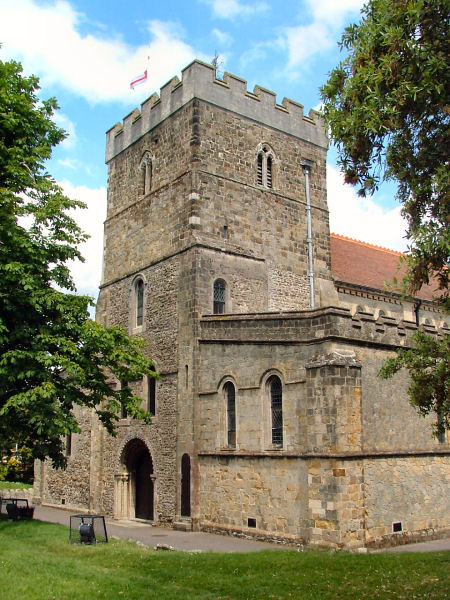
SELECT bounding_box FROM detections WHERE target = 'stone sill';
[198,449,450,459]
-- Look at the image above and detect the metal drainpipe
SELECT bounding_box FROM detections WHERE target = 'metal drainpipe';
[414,300,422,327]
[301,160,315,309]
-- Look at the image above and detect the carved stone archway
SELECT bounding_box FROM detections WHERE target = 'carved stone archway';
[114,438,154,520]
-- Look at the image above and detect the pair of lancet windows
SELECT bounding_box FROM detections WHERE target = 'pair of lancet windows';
[257,144,274,189]
[140,145,275,196]
[222,375,283,448]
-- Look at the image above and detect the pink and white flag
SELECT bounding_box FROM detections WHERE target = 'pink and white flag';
[130,69,148,89]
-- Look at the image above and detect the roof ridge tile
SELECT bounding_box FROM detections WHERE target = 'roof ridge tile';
[330,233,404,256]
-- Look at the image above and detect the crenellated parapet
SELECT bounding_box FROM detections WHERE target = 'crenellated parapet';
[199,306,448,348]
[105,59,327,162]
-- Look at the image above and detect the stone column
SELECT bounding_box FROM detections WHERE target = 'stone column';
[114,473,129,519]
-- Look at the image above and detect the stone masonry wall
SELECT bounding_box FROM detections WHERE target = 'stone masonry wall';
[196,307,448,546]
[306,458,365,548]
[360,349,438,452]
[364,455,450,546]
[98,372,178,520]
[198,456,309,541]
[103,108,194,284]
[94,256,180,520]
[305,356,362,454]
[37,404,92,509]
[193,99,331,312]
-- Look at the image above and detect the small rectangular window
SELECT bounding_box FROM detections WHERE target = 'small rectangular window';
[247,518,257,528]
[392,521,402,533]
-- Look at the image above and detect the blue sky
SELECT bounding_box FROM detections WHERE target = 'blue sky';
[0,0,408,301]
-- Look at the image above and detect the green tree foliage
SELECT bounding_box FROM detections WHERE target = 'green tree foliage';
[0,57,156,468]
[321,1,449,435]
[379,331,449,438]
[320,0,449,302]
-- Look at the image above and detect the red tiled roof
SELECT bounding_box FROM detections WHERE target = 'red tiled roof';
[330,233,436,302]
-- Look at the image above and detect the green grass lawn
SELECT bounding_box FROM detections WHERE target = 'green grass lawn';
[0,518,448,600]
[0,481,33,490]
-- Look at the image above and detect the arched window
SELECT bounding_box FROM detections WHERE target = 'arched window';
[266,155,273,188]
[135,279,144,327]
[224,382,236,447]
[139,152,152,195]
[269,375,283,446]
[213,279,226,314]
[257,153,263,185]
[257,144,275,189]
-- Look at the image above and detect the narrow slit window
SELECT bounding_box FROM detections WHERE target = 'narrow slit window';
[139,153,152,195]
[120,381,128,419]
[144,159,152,194]
[135,279,144,327]
[213,279,226,314]
[266,155,272,188]
[148,373,156,416]
[437,411,446,443]
[270,376,283,446]
[65,433,72,457]
[257,153,263,185]
[225,382,236,447]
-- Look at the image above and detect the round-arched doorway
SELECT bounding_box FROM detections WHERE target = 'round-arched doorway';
[115,438,154,521]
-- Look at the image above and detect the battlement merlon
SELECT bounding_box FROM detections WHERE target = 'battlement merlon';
[105,59,328,163]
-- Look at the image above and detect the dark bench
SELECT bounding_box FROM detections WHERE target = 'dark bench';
[5,498,35,521]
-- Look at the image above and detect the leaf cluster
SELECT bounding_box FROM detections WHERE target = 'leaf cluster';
[0,58,156,468]
[321,0,449,302]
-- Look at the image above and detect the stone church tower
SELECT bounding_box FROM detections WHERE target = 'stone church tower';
[95,59,333,523]
[35,61,449,549]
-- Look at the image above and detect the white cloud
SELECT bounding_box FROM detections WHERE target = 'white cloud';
[53,112,77,149]
[212,28,233,46]
[203,0,269,19]
[327,164,407,252]
[240,42,272,68]
[0,0,203,103]
[282,22,331,67]
[57,158,79,170]
[305,0,364,25]
[59,181,106,299]
[278,0,364,69]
